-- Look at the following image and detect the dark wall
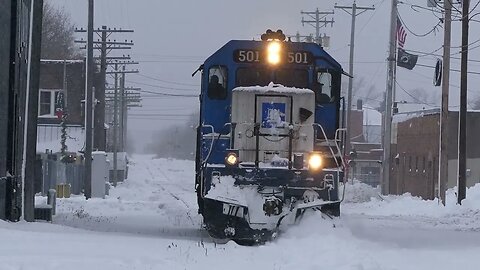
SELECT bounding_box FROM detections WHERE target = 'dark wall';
[38,61,86,125]
[391,114,439,199]
[446,112,480,159]
[350,110,364,142]
[0,0,12,177]
[0,0,33,221]
[390,112,480,199]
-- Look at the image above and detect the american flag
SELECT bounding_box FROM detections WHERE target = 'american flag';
[397,16,407,49]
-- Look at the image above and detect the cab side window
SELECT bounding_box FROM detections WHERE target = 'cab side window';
[315,72,332,103]
[208,66,228,100]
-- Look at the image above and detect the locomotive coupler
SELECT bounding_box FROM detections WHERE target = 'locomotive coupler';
[263,196,283,216]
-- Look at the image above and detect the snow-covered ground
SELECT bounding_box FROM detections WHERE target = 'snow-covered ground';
[1,155,480,270]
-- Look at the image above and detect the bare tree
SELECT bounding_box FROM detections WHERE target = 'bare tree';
[405,88,439,106]
[41,1,80,59]
[345,77,382,109]
[470,97,480,110]
[146,112,199,159]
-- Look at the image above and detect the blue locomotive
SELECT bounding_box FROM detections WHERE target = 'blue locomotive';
[194,30,346,243]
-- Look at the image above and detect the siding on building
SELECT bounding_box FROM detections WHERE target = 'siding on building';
[390,112,480,199]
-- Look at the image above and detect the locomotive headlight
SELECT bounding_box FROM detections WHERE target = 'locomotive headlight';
[267,41,282,65]
[308,153,323,171]
[225,150,239,167]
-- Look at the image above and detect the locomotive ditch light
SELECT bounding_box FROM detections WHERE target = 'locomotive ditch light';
[225,149,239,168]
[308,152,323,171]
[267,41,282,65]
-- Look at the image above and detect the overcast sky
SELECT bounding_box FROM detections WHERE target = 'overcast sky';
[50,0,480,151]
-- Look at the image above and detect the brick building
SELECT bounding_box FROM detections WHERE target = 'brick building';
[390,111,480,199]
[36,60,89,154]
[38,60,85,125]
[349,106,383,186]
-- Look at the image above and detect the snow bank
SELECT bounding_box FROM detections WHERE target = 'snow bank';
[344,183,480,231]
[2,156,480,270]
[342,180,381,203]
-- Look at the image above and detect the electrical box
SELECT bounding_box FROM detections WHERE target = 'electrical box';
[92,151,108,198]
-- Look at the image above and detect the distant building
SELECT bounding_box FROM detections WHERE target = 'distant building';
[349,103,383,186]
[37,60,87,154]
[389,110,480,199]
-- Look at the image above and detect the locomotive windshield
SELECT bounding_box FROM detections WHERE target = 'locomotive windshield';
[235,68,309,88]
[235,68,270,87]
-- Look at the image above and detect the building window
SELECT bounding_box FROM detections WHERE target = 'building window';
[423,157,426,173]
[415,156,418,172]
[39,89,62,117]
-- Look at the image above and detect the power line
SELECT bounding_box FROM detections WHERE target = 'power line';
[395,80,436,107]
[137,88,198,97]
[415,63,480,75]
[136,59,203,63]
[126,79,198,92]
[129,113,193,117]
[133,73,199,87]
[397,10,442,37]
[359,0,387,33]
[404,48,480,62]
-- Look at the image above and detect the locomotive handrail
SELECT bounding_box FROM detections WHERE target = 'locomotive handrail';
[334,128,347,203]
[201,123,235,166]
[312,123,341,169]
[200,124,216,166]
[334,128,347,169]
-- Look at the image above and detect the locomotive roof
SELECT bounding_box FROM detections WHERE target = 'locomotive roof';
[204,40,343,71]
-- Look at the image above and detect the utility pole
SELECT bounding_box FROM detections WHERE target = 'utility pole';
[301,8,334,45]
[75,27,134,151]
[106,61,138,185]
[335,1,375,171]
[113,62,118,187]
[439,0,452,205]
[458,0,469,204]
[120,65,126,152]
[23,0,43,222]
[381,0,397,195]
[96,25,107,151]
[84,0,94,199]
[75,26,135,188]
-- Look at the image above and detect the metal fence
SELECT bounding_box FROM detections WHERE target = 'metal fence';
[354,173,381,187]
[41,157,84,195]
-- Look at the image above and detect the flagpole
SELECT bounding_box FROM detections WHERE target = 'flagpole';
[382,0,397,195]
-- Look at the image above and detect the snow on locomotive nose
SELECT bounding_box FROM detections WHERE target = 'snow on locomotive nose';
[231,82,315,166]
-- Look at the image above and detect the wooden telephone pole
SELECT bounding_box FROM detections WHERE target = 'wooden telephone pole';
[335,1,375,182]
[458,0,470,204]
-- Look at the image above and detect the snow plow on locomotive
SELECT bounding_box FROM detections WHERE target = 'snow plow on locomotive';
[194,30,347,243]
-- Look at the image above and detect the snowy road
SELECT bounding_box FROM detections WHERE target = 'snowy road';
[1,155,480,270]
